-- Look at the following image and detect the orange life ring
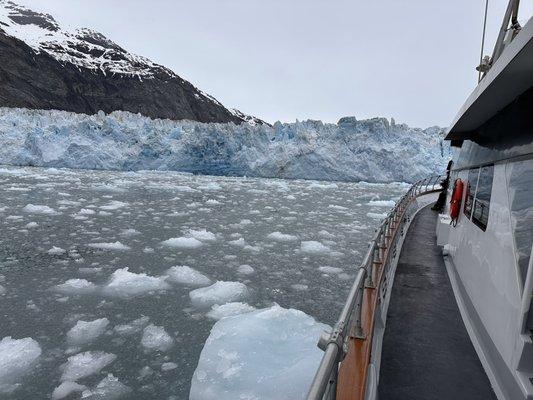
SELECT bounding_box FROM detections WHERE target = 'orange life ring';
[449,179,464,226]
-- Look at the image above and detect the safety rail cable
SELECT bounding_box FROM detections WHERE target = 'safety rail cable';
[306,175,444,400]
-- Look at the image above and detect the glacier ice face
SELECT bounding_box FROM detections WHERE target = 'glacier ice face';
[189,305,330,400]
[0,108,450,183]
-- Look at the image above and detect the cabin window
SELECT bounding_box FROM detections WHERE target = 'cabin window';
[507,160,533,286]
[471,165,494,231]
[463,168,479,219]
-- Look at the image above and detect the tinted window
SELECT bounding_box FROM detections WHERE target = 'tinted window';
[463,168,479,219]
[471,165,493,231]
[508,161,533,285]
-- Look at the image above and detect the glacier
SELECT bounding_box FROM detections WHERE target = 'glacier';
[0,107,451,182]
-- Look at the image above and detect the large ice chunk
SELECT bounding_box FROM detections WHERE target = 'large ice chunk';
[165,266,211,286]
[102,268,170,298]
[189,281,248,308]
[0,336,42,393]
[54,279,97,295]
[80,374,131,399]
[161,237,203,249]
[206,302,256,320]
[190,305,329,400]
[52,381,87,400]
[140,324,174,352]
[60,351,116,382]
[66,318,110,346]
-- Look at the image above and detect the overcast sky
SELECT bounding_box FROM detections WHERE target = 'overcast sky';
[16,0,533,127]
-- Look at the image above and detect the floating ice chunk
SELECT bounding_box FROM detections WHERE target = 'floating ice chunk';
[368,199,395,207]
[237,265,255,275]
[0,285,5,295]
[141,324,174,352]
[228,238,246,247]
[61,351,116,382]
[67,318,110,347]
[47,246,66,255]
[51,381,87,400]
[205,199,220,205]
[78,208,96,215]
[55,279,97,295]
[308,182,338,189]
[113,316,150,336]
[206,302,256,320]
[366,212,387,220]
[165,266,211,286]
[0,336,41,393]
[300,241,331,254]
[22,204,59,215]
[267,232,298,242]
[318,266,343,274]
[328,204,348,210]
[80,373,131,399]
[189,281,248,308]
[188,229,216,242]
[119,229,140,237]
[291,284,309,291]
[318,230,335,239]
[78,267,102,274]
[161,237,203,249]
[25,222,38,228]
[161,362,178,371]
[88,241,131,251]
[190,305,329,400]
[99,201,128,210]
[102,268,170,298]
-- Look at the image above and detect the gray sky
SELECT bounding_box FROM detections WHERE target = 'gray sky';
[16,0,533,127]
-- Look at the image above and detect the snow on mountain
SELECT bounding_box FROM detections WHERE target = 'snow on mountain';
[0,1,263,124]
[0,108,451,183]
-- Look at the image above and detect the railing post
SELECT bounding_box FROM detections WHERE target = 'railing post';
[352,285,366,340]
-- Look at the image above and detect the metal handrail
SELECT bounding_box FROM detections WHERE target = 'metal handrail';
[306,175,445,400]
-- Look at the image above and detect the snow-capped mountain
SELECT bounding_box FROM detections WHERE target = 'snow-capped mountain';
[0,1,261,124]
[0,108,451,183]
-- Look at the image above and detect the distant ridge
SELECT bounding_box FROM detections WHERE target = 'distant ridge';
[0,0,265,124]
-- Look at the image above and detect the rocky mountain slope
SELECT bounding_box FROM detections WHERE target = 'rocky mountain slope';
[0,0,257,124]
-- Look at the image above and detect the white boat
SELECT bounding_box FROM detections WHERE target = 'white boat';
[307,1,533,399]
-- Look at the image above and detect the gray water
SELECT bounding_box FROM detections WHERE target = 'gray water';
[0,166,409,399]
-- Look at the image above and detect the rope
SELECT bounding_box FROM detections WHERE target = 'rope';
[478,0,490,82]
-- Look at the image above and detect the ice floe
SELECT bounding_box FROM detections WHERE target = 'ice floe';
[55,279,97,295]
[81,374,131,399]
[161,237,203,249]
[22,204,59,214]
[267,232,298,242]
[102,268,170,298]
[165,266,211,286]
[237,265,255,275]
[188,229,217,242]
[66,318,110,347]
[189,281,248,308]
[113,316,150,336]
[141,324,174,352]
[368,199,395,207]
[47,246,66,255]
[0,336,41,393]
[88,241,131,251]
[52,381,87,400]
[300,241,331,254]
[206,302,256,320]
[60,351,116,382]
[190,305,329,400]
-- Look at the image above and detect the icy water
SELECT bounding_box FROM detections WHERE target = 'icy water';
[0,166,409,399]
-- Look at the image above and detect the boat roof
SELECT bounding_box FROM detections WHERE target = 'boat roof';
[446,16,533,141]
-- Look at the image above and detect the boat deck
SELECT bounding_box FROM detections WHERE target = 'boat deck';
[378,206,497,400]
